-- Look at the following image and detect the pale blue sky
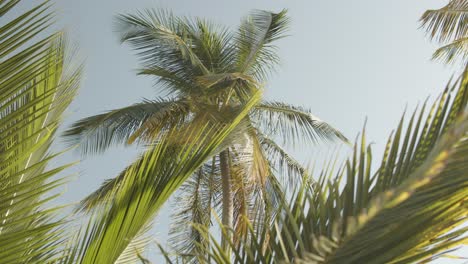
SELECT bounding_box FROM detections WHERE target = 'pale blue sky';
[36,0,466,262]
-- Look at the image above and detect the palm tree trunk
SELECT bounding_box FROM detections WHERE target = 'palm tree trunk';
[219,150,233,252]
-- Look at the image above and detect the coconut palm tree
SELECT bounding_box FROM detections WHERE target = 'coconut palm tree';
[166,62,468,264]
[63,8,347,259]
[421,0,468,64]
[0,0,81,263]
[1,1,467,263]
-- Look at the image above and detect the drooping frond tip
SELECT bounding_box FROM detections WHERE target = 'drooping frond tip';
[236,9,290,80]
[420,0,468,43]
[252,101,348,146]
[420,0,468,64]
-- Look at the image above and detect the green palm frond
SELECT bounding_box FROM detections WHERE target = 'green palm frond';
[78,157,215,216]
[421,0,468,43]
[421,0,468,64]
[276,71,467,263]
[373,76,467,194]
[0,1,81,263]
[120,11,237,97]
[63,98,189,154]
[181,17,236,74]
[432,36,468,63]
[73,110,253,215]
[252,101,348,145]
[117,9,210,75]
[322,115,468,263]
[115,9,210,96]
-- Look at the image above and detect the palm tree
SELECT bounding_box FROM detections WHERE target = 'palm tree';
[63,8,347,258]
[1,1,466,263]
[0,2,270,263]
[168,61,468,264]
[0,0,81,263]
[421,0,468,64]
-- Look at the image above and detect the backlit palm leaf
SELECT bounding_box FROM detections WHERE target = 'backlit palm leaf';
[0,1,80,263]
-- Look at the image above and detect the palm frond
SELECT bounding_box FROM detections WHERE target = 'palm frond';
[251,101,348,146]
[256,130,306,187]
[421,0,468,64]
[373,73,467,193]
[74,106,254,215]
[181,17,236,74]
[295,71,468,263]
[236,9,289,81]
[120,11,240,97]
[432,36,468,63]
[63,98,189,154]
[0,1,81,263]
[168,166,215,263]
[421,0,468,43]
[115,9,211,96]
[323,114,468,263]
[0,0,20,16]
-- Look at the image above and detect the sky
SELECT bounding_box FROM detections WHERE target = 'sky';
[17,0,468,262]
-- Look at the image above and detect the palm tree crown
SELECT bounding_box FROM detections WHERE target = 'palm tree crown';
[64,8,347,259]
